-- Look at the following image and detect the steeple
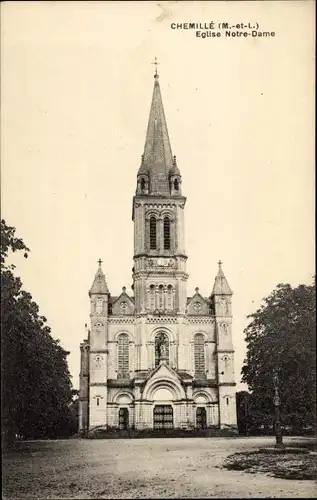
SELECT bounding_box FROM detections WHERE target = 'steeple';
[132,63,187,315]
[89,259,110,296]
[212,261,233,296]
[138,65,175,196]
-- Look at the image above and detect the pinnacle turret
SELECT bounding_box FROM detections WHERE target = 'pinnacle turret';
[89,259,110,296]
[211,261,233,296]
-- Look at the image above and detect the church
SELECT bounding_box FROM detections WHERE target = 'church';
[78,66,237,434]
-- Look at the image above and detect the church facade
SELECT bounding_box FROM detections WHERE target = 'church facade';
[78,70,237,434]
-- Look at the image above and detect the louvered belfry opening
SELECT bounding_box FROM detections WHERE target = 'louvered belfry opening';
[163,217,171,249]
[150,217,157,249]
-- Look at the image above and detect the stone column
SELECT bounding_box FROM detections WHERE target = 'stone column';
[164,285,168,310]
[171,219,176,253]
[154,285,159,311]
[158,218,163,253]
[145,218,149,253]
[169,340,175,368]
[147,341,155,370]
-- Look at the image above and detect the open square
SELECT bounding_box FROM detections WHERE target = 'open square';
[2,437,316,499]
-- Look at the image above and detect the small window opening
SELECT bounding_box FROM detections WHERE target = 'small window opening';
[174,179,179,191]
[96,398,100,406]
[140,178,146,190]
[226,397,229,406]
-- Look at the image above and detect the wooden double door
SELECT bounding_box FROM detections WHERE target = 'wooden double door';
[119,408,129,430]
[153,405,174,429]
[196,407,207,429]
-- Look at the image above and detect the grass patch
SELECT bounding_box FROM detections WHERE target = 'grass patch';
[221,450,317,480]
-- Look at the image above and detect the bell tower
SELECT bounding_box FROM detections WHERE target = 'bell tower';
[132,64,188,317]
[88,259,110,428]
[211,261,237,428]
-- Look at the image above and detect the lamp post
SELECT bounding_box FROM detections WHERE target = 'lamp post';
[273,370,284,449]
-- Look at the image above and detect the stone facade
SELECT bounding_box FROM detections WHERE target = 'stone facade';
[78,71,237,434]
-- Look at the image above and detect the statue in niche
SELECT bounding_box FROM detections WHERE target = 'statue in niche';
[160,342,167,358]
[156,333,168,360]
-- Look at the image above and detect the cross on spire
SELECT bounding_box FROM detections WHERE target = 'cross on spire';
[97,258,103,267]
[218,260,223,268]
[152,57,160,77]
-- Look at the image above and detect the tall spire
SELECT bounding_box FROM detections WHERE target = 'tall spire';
[141,61,174,195]
[89,259,110,296]
[212,261,233,296]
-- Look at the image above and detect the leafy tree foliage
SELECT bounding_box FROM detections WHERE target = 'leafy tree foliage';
[236,391,252,434]
[241,281,316,431]
[1,220,75,445]
[236,391,280,435]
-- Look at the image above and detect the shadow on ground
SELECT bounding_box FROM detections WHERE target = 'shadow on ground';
[221,440,317,481]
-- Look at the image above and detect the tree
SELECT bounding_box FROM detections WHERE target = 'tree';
[1,220,74,445]
[241,280,316,432]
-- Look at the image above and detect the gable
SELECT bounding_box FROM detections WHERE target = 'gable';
[142,362,186,401]
[111,291,135,315]
[187,293,210,315]
[146,362,180,384]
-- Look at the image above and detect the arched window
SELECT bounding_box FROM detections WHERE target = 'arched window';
[117,333,129,379]
[149,284,155,310]
[158,284,164,310]
[150,217,157,250]
[163,217,171,250]
[174,178,179,191]
[167,285,173,310]
[140,178,146,190]
[194,333,205,376]
[196,407,207,429]
[155,332,169,367]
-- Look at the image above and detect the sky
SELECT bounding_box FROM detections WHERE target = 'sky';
[1,1,315,391]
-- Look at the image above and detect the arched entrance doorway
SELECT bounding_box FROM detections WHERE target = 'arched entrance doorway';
[196,407,207,429]
[118,408,129,430]
[152,387,174,430]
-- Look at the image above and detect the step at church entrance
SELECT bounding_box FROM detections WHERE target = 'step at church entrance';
[153,405,173,429]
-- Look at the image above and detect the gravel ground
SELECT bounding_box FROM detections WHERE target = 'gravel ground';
[2,436,317,499]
